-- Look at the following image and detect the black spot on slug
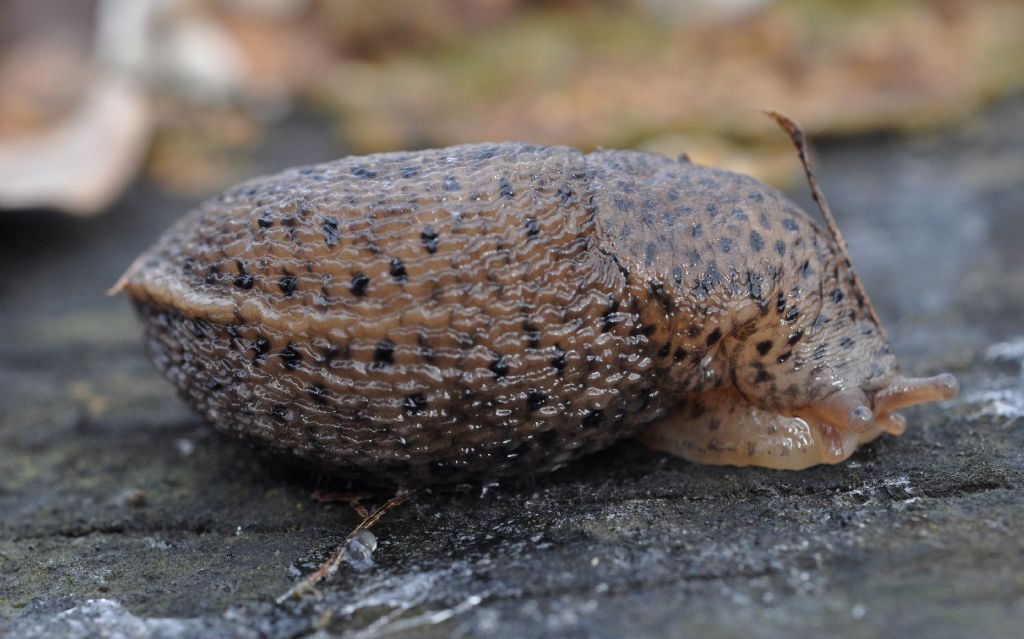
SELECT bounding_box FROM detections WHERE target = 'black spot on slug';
[523,322,540,348]
[749,231,765,252]
[489,357,510,380]
[351,166,377,179]
[774,240,786,256]
[601,299,622,333]
[551,344,566,372]
[323,217,340,247]
[499,178,514,199]
[258,211,273,228]
[756,340,773,356]
[373,341,395,367]
[421,226,439,253]
[278,274,297,296]
[581,409,604,428]
[350,273,370,297]
[525,219,539,237]
[280,343,301,369]
[403,393,428,414]
[251,337,270,364]
[389,258,407,281]
[527,392,547,411]
[234,272,254,289]
[788,330,804,345]
[706,328,722,346]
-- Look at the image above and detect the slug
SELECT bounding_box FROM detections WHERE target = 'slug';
[113,114,958,486]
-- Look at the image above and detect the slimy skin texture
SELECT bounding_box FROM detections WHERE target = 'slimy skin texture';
[116,142,958,486]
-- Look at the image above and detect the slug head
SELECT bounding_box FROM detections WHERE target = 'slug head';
[639,113,960,469]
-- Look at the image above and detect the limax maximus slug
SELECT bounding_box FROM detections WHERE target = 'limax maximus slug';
[114,115,958,486]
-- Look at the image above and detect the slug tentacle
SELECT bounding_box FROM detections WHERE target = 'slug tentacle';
[763,109,886,336]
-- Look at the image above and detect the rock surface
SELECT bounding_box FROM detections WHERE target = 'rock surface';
[1,101,1023,638]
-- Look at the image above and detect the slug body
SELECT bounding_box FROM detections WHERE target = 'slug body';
[116,142,957,486]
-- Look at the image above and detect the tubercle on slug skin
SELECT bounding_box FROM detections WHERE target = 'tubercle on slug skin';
[115,130,957,485]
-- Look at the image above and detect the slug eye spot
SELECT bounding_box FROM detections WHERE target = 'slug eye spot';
[350,273,370,297]
[373,341,395,367]
[421,226,439,253]
[278,274,297,296]
[389,258,407,281]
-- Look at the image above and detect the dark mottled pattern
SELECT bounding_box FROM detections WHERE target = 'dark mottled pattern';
[121,143,896,485]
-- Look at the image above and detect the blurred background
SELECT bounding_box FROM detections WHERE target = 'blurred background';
[1,0,1022,215]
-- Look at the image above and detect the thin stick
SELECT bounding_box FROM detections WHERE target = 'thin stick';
[763,110,886,338]
[276,488,418,604]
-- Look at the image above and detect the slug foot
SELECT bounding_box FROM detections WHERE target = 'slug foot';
[636,374,958,470]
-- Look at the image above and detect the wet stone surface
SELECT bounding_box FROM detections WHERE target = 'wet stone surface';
[1,102,1023,638]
